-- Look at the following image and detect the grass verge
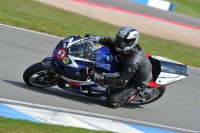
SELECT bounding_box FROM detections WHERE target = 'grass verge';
[0,0,200,69]
[0,117,111,133]
[168,0,200,18]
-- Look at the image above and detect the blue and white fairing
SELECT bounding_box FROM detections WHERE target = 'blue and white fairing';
[150,55,189,85]
[52,36,95,77]
[51,36,121,95]
[52,36,121,77]
[94,46,122,73]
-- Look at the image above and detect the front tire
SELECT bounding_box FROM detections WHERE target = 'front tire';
[23,62,59,87]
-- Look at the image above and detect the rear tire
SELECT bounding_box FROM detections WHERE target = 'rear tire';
[23,62,59,87]
[130,86,166,105]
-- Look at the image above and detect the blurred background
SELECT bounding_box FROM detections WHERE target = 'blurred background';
[1,0,199,67]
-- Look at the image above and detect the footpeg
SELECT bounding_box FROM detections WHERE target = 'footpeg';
[139,91,146,103]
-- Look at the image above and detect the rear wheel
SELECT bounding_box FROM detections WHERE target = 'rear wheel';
[130,86,166,105]
[23,62,60,87]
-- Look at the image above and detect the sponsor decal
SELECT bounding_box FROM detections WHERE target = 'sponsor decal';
[63,43,67,48]
[63,57,70,64]
[56,48,66,59]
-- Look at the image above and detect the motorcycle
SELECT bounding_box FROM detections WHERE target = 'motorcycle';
[23,36,189,105]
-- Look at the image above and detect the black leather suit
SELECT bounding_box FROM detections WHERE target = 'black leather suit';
[91,35,152,108]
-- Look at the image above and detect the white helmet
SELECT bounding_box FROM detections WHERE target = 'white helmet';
[115,26,140,52]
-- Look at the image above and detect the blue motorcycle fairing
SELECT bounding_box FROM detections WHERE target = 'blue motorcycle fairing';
[94,46,122,73]
[52,36,81,58]
[52,36,122,78]
[51,36,122,96]
[52,36,93,77]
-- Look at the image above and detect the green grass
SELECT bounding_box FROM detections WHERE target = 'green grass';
[0,0,200,68]
[168,0,200,18]
[0,117,111,133]
[141,35,200,67]
[0,0,117,37]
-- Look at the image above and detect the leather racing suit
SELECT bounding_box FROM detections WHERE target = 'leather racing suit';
[87,35,152,108]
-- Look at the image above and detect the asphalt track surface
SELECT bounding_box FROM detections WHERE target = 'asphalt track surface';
[0,24,200,132]
[87,0,200,28]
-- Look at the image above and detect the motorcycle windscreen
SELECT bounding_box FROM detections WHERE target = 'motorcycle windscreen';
[94,46,122,72]
[52,36,94,77]
[68,41,94,60]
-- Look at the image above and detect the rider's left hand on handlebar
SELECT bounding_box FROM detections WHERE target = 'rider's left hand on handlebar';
[84,33,100,43]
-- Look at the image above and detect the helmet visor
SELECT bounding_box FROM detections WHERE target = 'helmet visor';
[115,36,125,52]
[115,36,134,52]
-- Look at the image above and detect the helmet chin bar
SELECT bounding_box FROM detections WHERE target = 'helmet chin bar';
[115,45,134,52]
[115,47,132,55]
[115,47,123,52]
[123,50,131,55]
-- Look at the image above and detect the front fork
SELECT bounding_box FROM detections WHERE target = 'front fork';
[42,57,59,75]
[42,57,65,85]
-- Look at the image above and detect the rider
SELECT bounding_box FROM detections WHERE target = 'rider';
[85,26,152,108]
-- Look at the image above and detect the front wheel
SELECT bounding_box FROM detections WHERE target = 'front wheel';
[130,86,166,105]
[23,62,60,87]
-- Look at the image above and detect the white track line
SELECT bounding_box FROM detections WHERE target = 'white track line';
[0,98,199,133]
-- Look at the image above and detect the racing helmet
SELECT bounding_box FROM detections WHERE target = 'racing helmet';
[115,26,140,52]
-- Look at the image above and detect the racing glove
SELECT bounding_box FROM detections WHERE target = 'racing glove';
[84,33,101,43]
